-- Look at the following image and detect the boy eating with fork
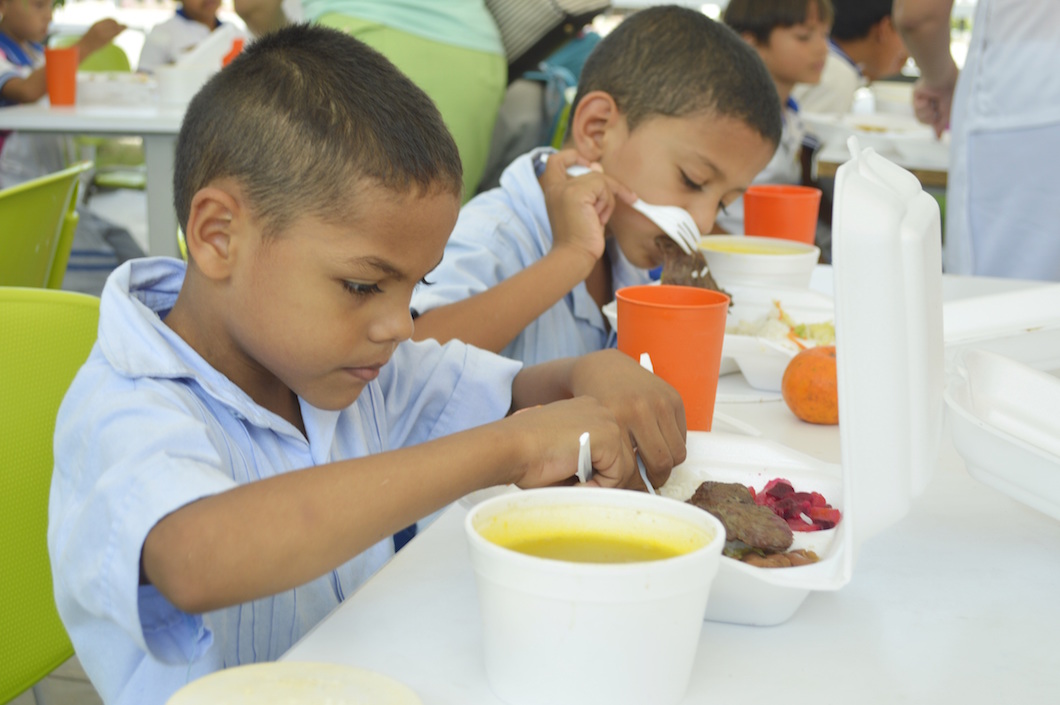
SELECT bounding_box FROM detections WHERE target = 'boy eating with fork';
[47,24,687,705]
[409,5,781,366]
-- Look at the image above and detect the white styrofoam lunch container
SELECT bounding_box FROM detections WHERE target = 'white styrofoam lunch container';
[944,329,1060,521]
[660,139,946,625]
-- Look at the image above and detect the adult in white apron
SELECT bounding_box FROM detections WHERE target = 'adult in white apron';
[897,0,1060,280]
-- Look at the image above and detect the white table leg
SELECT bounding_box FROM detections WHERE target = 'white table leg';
[142,134,180,259]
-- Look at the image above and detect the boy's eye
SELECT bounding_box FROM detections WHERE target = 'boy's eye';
[418,276,434,287]
[680,170,704,191]
[343,280,383,297]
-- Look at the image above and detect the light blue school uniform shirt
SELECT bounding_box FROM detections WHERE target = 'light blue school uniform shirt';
[410,148,652,366]
[48,257,521,705]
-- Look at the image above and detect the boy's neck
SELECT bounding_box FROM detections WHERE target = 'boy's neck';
[773,78,792,109]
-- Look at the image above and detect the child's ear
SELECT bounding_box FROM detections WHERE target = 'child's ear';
[569,90,623,162]
[183,185,243,280]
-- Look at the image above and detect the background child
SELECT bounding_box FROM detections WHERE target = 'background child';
[0,0,124,185]
[137,0,240,73]
[793,0,910,113]
[714,0,833,236]
[48,24,686,705]
[409,6,781,364]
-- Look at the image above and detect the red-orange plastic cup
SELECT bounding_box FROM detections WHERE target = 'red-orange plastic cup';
[616,285,730,432]
[44,46,79,106]
[743,184,822,245]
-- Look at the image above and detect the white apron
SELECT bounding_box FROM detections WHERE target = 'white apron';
[946,0,1060,279]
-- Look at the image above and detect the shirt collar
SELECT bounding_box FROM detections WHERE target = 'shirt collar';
[176,7,222,29]
[829,39,863,76]
[98,257,336,440]
[0,31,41,66]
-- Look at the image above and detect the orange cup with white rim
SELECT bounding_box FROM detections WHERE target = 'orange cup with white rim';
[617,285,729,431]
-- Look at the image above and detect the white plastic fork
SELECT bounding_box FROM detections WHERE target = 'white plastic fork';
[566,165,700,255]
[629,200,700,255]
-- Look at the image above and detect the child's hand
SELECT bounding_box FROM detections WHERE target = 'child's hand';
[77,19,127,60]
[502,397,638,489]
[539,150,636,273]
[569,350,687,491]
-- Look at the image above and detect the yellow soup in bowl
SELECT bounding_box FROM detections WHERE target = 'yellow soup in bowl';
[476,503,713,563]
[699,240,809,255]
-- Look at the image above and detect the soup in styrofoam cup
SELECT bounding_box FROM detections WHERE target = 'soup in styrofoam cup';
[699,235,820,289]
[465,487,725,705]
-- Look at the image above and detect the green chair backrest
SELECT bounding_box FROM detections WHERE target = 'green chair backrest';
[51,37,132,72]
[0,162,93,289]
[0,287,100,704]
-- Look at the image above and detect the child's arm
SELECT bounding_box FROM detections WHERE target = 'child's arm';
[894,0,958,137]
[234,0,290,38]
[511,349,686,490]
[411,150,636,353]
[0,19,125,104]
[140,394,632,614]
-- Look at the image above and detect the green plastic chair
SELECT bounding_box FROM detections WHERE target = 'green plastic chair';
[0,162,93,289]
[0,287,100,704]
[52,37,147,195]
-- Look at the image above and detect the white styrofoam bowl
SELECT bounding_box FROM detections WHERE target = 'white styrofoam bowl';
[699,236,820,290]
[465,487,725,705]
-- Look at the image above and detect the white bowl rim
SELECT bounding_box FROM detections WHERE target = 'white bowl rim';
[465,486,726,574]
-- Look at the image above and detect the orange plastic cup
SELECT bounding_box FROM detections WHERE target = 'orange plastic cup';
[44,46,79,106]
[616,285,730,432]
[743,184,822,245]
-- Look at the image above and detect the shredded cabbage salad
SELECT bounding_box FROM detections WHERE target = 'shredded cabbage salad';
[726,301,835,351]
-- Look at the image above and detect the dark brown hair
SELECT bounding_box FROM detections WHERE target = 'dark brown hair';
[174,24,463,236]
[570,5,782,149]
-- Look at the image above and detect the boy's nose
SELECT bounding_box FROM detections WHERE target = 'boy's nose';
[376,305,415,345]
[689,201,721,235]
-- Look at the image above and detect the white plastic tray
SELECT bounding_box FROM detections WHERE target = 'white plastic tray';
[945,336,1060,521]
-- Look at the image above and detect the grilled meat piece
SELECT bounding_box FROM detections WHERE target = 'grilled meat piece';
[657,237,728,299]
[687,480,754,508]
[686,480,794,554]
[710,503,794,554]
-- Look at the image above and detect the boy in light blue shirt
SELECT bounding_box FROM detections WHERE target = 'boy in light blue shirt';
[48,25,687,705]
[409,6,782,365]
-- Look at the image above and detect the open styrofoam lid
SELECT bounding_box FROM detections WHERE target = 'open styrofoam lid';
[830,138,946,576]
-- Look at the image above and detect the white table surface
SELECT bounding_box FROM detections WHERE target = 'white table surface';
[0,99,185,258]
[282,271,1060,704]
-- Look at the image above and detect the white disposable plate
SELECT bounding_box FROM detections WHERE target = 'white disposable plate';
[659,431,846,627]
[166,662,422,705]
[945,344,1060,520]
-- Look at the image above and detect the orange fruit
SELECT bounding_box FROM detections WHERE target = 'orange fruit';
[781,345,838,425]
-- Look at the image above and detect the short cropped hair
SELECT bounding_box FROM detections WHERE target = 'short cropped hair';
[723,0,835,45]
[829,0,892,41]
[174,24,463,236]
[570,5,782,149]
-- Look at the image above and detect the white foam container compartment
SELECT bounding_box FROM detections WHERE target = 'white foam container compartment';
[661,142,946,626]
[722,284,835,392]
[945,332,1060,521]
